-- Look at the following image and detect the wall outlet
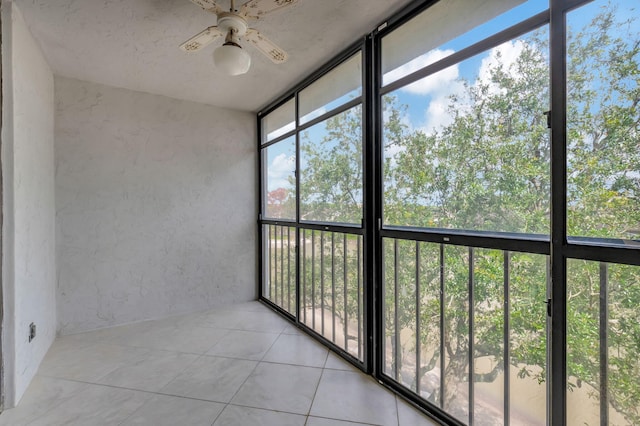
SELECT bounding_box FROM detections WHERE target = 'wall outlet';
[28,322,36,342]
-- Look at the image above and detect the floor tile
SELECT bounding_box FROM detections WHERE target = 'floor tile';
[194,309,245,329]
[324,352,357,371]
[27,383,151,426]
[217,309,290,333]
[7,302,437,426]
[120,394,225,425]
[220,301,272,313]
[396,397,438,425]
[207,330,279,360]
[281,324,304,335]
[262,333,328,367]
[0,376,87,426]
[213,404,306,426]
[161,355,257,402]
[113,323,229,354]
[231,362,322,415]
[306,417,378,426]
[310,369,398,426]
[38,343,150,382]
[96,349,199,392]
[51,321,148,349]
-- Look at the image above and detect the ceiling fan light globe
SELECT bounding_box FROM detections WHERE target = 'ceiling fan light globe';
[213,44,251,76]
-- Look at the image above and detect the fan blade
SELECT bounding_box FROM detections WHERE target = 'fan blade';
[188,0,222,14]
[179,26,224,52]
[245,29,288,63]
[240,0,298,19]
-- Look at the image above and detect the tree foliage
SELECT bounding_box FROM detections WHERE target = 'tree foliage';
[268,2,640,424]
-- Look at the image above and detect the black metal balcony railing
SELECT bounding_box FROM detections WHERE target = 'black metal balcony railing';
[301,229,364,360]
[263,224,365,362]
[379,236,640,426]
[566,260,640,425]
[382,238,548,425]
[263,223,639,426]
[263,224,296,316]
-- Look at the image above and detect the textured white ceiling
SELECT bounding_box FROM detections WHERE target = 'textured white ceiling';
[15,0,417,112]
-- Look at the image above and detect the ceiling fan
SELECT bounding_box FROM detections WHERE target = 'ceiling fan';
[180,0,298,76]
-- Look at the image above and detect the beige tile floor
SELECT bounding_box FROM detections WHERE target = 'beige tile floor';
[0,302,438,426]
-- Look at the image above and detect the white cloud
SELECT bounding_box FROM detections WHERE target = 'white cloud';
[384,49,458,95]
[267,153,295,191]
[419,79,466,135]
[382,40,536,140]
[383,49,466,135]
[419,40,529,135]
[477,40,526,94]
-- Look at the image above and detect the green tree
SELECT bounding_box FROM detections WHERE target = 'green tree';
[290,2,640,424]
[299,105,363,224]
[381,28,550,423]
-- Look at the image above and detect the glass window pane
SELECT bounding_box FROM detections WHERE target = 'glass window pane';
[443,245,469,424]
[473,249,504,424]
[381,241,550,424]
[607,263,640,425]
[382,239,443,403]
[417,242,442,404]
[509,252,547,425]
[382,239,418,388]
[566,259,604,426]
[262,98,295,143]
[300,105,362,224]
[382,0,547,86]
[263,136,296,220]
[383,28,550,234]
[566,0,640,244]
[262,224,296,315]
[301,230,364,361]
[299,52,362,125]
[383,238,396,377]
[567,259,640,426]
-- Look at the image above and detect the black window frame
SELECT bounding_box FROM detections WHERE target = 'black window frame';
[257,1,640,425]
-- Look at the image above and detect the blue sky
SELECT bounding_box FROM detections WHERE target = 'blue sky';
[264,0,638,193]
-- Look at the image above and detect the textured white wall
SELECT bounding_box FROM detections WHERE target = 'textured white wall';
[1,1,57,407]
[55,77,257,335]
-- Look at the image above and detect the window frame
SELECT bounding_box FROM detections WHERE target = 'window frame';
[258,40,371,372]
[257,1,640,425]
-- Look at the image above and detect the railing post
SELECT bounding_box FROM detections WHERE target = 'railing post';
[468,247,475,424]
[504,251,511,426]
[415,241,421,395]
[599,262,609,426]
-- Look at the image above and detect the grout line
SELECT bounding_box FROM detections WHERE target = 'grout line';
[321,344,330,369]
[32,304,428,426]
[306,364,325,418]
[225,356,262,404]
[257,327,283,363]
[224,402,309,418]
[209,403,226,426]
[256,359,326,369]
[200,329,233,355]
[10,376,89,425]
[36,375,232,406]
[306,413,384,425]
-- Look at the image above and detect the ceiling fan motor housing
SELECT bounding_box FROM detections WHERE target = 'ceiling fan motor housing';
[217,13,248,37]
